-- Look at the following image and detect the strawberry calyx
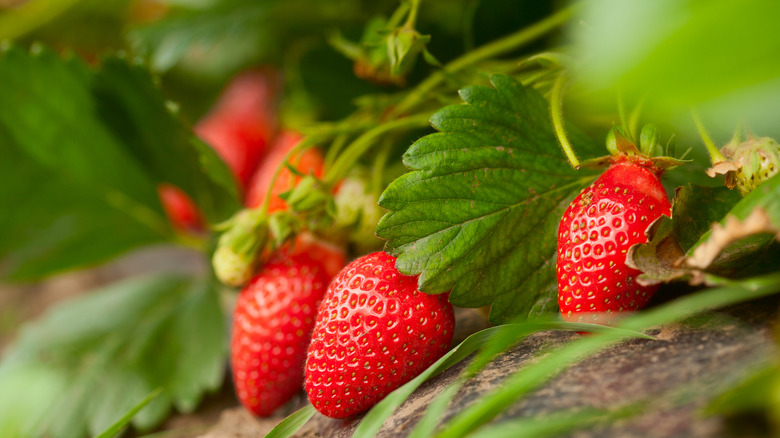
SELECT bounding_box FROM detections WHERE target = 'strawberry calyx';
[579,125,689,176]
[706,131,780,196]
[212,209,269,287]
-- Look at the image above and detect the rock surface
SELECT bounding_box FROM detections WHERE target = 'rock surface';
[200,299,779,438]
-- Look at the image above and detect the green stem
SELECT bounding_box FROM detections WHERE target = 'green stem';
[388,3,578,119]
[405,0,422,28]
[326,113,432,184]
[730,120,745,145]
[550,71,579,169]
[371,140,393,197]
[388,0,412,28]
[324,133,350,170]
[691,108,725,163]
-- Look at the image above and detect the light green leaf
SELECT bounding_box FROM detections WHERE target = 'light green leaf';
[0,274,226,438]
[704,364,779,417]
[434,272,780,438]
[570,0,780,138]
[94,388,163,438]
[264,405,316,438]
[466,407,638,438]
[377,74,600,323]
[352,320,649,438]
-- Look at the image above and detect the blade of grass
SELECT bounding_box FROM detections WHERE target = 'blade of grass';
[407,315,642,437]
[94,388,163,438]
[435,273,780,438]
[264,405,316,438]
[407,383,463,438]
[466,405,641,438]
[352,321,650,438]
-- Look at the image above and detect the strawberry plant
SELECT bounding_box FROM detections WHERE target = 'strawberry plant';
[1,1,780,438]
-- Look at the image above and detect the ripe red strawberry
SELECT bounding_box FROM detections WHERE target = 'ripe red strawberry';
[244,130,325,212]
[304,251,454,419]
[195,69,280,191]
[231,247,343,417]
[157,183,203,232]
[557,156,672,324]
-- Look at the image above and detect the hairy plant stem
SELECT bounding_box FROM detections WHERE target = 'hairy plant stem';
[405,0,422,29]
[326,113,432,185]
[371,140,393,197]
[550,71,579,168]
[388,3,578,119]
[691,108,725,164]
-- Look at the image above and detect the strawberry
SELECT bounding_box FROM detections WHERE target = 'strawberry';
[557,155,672,324]
[157,183,203,232]
[244,130,326,212]
[230,245,344,417]
[195,69,280,190]
[304,251,454,419]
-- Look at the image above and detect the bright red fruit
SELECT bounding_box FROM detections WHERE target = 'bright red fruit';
[195,69,280,190]
[557,157,672,324]
[157,183,203,232]
[230,250,336,417]
[304,251,454,419]
[244,130,325,212]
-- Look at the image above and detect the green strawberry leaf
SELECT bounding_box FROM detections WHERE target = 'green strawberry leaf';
[376,74,600,323]
[0,44,239,281]
[0,274,226,438]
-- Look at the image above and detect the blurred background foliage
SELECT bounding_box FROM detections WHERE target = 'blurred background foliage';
[1,0,779,436]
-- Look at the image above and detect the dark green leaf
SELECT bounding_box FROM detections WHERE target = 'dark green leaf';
[128,0,366,76]
[0,274,226,438]
[377,74,600,323]
[0,44,239,280]
[94,388,163,438]
[673,185,742,252]
[128,1,272,74]
[94,56,240,224]
[628,181,778,285]
[686,173,780,271]
[264,405,316,438]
